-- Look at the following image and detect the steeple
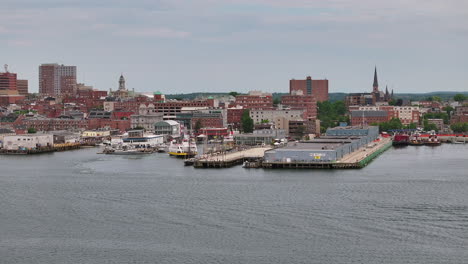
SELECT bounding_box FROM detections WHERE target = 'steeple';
[372,66,379,93]
[118,74,126,91]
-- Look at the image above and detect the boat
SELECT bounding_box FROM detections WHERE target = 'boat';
[409,132,424,146]
[103,145,154,155]
[168,138,198,158]
[392,133,409,146]
[425,131,441,146]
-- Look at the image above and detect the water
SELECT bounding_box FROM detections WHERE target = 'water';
[0,145,467,264]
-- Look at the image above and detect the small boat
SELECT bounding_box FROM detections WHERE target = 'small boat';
[184,158,196,166]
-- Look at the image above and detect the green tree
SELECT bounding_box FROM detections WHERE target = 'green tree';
[423,112,449,124]
[317,100,348,132]
[27,127,37,134]
[241,110,254,133]
[194,119,203,133]
[454,94,467,102]
[261,119,269,123]
[450,123,468,133]
[229,91,240,97]
[273,97,280,105]
[134,126,145,130]
[443,106,454,118]
[423,119,439,132]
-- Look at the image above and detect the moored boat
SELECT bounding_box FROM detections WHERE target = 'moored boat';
[168,139,198,158]
[392,133,409,146]
[425,131,441,146]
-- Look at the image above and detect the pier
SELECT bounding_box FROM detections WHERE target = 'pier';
[0,142,83,155]
[193,147,272,168]
[260,138,392,169]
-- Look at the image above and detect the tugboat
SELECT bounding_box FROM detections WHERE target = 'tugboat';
[392,132,410,146]
[409,132,424,146]
[425,131,441,146]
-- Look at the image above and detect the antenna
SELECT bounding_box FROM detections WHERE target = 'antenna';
[4,64,8,73]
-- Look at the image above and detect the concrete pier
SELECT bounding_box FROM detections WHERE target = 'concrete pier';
[193,147,272,168]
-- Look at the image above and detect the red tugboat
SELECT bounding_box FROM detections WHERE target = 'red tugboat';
[392,132,410,146]
[425,131,442,146]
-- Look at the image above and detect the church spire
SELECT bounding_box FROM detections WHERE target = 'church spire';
[373,66,379,92]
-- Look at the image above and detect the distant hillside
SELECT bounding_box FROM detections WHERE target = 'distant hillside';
[163,91,468,102]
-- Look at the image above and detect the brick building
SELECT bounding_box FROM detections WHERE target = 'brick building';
[0,71,17,92]
[17,80,28,96]
[350,110,391,126]
[39,63,77,96]
[235,91,273,110]
[281,94,317,120]
[290,76,329,102]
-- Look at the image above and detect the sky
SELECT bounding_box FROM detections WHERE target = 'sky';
[1,0,467,94]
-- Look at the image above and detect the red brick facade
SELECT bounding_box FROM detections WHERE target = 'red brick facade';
[290,77,329,102]
[281,95,317,120]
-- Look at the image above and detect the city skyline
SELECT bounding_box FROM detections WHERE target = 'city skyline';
[1,0,467,94]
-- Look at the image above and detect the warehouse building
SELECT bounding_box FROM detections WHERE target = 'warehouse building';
[263,126,379,163]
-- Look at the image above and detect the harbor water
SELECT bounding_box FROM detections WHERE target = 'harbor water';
[0,144,467,263]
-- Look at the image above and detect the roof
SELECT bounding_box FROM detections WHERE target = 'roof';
[0,128,14,134]
[155,120,179,126]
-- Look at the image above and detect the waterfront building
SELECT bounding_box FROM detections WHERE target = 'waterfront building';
[39,63,77,96]
[234,129,286,145]
[2,134,54,150]
[263,126,379,163]
[290,76,329,102]
[154,120,181,138]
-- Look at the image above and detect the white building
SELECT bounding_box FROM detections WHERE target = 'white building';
[3,134,54,150]
[130,104,164,131]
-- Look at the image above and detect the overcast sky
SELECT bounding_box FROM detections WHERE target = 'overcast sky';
[1,0,467,94]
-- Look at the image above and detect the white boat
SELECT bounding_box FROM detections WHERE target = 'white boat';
[168,139,197,158]
[103,145,154,155]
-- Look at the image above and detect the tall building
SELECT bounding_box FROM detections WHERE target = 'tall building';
[290,76,329,102]
[17,79,28,96]
[0,71,17,93]
[39,63,77,96]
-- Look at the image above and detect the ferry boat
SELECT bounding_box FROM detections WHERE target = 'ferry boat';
[103,145,154,155]
[168,139,198,158]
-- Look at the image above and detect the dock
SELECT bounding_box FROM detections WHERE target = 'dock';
[0,142,83,155]
[193,147,272,168]
[260,138,392,169]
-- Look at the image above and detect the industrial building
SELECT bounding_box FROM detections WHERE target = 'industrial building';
[263,126,379,164]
